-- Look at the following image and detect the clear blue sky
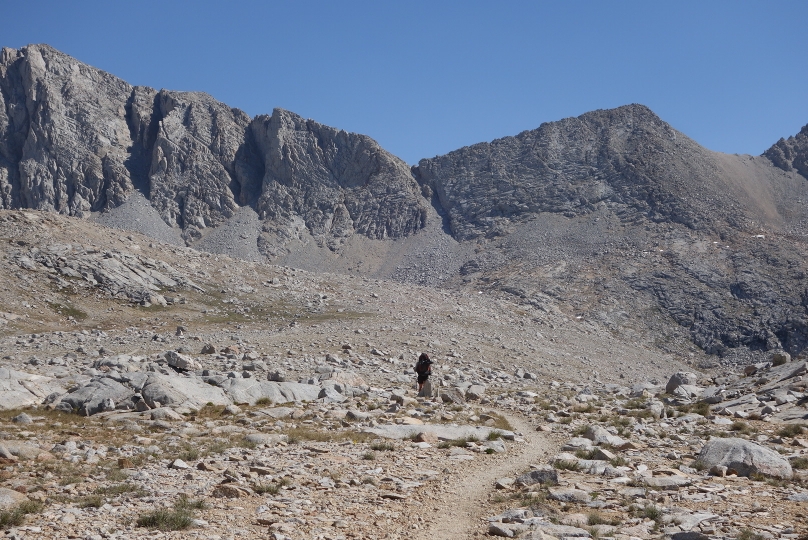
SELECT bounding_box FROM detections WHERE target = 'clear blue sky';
[2,1,806,165]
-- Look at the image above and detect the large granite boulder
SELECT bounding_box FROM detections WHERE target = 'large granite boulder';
[141,373,230,412]
[695,437,792,479]
[666,372,700,394]
[57,377,133,415]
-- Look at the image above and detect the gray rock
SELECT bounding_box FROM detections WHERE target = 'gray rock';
[696,437,792,479]
[218,378,321,405]
[0,367,64,410]
[244,433,287,446]
[488,523,515,537]
[57,377,133,416]
[465,384,486,400]
[165,351,201,371]
[141,373,231,412]
[666,371,700,394]
[0,487,28,510]
[583,425,626,447]
[515,467,558,486]
[11,412,33,424]
[547,487,591,503]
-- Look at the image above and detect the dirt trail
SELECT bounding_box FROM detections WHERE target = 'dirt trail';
[414,412,558,540]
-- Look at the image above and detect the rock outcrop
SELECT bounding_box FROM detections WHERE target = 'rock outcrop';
[0,44,426,252]
[764,123,808,178]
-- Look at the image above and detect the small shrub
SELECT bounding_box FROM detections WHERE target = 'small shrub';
[778,424,805,438]
[437,436,479,449]
[624,398,646,410]
[553,460,581,471]
[730,421,756,435]
[790,457,808,470]
[370,441,395,452]
[255,397,273,406]
[738,528,765,540]
[177,445,200,462]
[572,403,596,414]
[587,511,621,526]
[677,402,711,417]
[362,452,376,460]
[0,501,44,529]
[610,455,629,467]
[252,482,281,495]
[572,425,589,436]
[79,495,104,508]
[136,495,205,531]
[487,431,503,441]
[575,449,596,460]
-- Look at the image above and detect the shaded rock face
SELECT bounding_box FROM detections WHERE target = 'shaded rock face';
[251,109,427,250]
[765,123,808,179]
[0,44,426,249]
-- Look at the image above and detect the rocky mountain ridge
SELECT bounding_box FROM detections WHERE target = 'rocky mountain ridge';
[2,43,808,363]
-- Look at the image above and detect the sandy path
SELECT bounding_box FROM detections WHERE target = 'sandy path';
[413,412,558,540]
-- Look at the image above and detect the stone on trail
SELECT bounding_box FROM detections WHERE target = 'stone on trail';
[489,523,515,537]
[418,378,435,398]
[695,437,793,479]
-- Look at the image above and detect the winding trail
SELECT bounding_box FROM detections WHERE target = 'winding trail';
[413,411,559,540]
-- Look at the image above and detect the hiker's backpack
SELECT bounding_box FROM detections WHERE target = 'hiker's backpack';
[416,358,431,375]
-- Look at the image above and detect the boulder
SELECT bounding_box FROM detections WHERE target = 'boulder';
[57,377,133,415]
[515,466,558,486]
[583,425,627,447]
[0,487,29,510]
[666,372,700,394]
[165,351,201,371]
[439,388,466,404]
[695,437,792,479]
[465,384,486,400]
[141,373,231,412]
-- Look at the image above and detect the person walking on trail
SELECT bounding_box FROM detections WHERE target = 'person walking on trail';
[415,352,433,393]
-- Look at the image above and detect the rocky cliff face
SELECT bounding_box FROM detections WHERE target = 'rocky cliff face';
[765,123,808,179]
[251,109,427,251]
[0,44,425,248]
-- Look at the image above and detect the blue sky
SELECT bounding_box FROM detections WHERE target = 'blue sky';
[2,1,806,165]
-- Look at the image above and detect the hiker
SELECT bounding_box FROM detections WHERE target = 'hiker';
[415,352,433,393]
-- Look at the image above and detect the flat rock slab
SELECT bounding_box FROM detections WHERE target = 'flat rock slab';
[643,476,692,489]
[363,423,513,441]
